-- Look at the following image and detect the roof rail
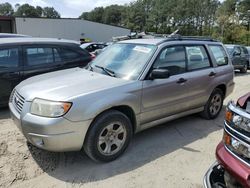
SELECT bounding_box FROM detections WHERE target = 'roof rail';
[158,34,219,44]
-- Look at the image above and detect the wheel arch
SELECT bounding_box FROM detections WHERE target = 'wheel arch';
[83,105,137,144]
[214,84,226,99]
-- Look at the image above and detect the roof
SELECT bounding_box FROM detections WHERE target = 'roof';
[119,38,165,45]
[0,37,80,45]
[118,37,221,46]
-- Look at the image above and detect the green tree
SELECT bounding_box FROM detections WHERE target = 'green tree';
[14,4,40,17]
[0,2,14,16]
[43,7,60,18]
[36,6,43,17]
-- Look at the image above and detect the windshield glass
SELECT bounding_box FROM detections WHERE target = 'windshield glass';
[225,46,234,54]
[89,43,157,80]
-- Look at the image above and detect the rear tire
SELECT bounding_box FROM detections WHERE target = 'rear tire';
[201,88,224,120]
[84,110,132,162]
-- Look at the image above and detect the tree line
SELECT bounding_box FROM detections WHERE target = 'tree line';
[0,1,249,45]
[0,2,60,18]
[80,0,250,45]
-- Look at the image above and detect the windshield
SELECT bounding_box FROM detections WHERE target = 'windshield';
[225,46,234,54]
[89,43,157,80]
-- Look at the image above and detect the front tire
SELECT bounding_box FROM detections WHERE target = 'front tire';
[240,64,247,73]
[201,88,224,120]
[84,110,132,162]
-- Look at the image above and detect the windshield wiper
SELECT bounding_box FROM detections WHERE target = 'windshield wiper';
[95,65,116,77]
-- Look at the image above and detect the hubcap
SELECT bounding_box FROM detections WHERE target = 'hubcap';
[209,94,222,116]
[97,123,127,156]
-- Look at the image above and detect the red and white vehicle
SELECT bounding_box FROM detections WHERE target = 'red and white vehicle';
[204,93,250,188]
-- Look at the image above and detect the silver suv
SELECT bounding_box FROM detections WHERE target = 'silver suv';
[9,37,234,162]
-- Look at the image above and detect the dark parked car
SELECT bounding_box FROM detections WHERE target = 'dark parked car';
[247,46,250,68]
[204,93,250,188]
[0,38,92,106]
[225,44,249,73]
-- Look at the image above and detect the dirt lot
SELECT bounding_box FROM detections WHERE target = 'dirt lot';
[0,72,250,188]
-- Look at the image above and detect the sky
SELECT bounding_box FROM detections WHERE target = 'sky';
[5,0,135,18]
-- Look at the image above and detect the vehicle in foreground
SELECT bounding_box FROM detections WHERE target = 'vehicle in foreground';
[225,44,249,73]
[0,37,92,106]
[204,93,250,188]
[10,36,234,162]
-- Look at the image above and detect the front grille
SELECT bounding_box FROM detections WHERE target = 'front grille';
[225,103,250,165]
[12,90,25,113]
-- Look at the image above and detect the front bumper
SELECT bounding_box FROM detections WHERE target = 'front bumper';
[216,142,250,187]
[203,162,225,188]
[9,102,92,152]
[204,142,250,188]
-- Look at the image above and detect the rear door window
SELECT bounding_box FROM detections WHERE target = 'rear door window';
[26,47,54,66]
[0,48,19,68]
[186,46,211,71]
[208,45,228,66]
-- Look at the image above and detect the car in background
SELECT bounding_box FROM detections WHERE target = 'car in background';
[204,93,250,188]
[0,37,92,107]
[80,42,107,55]
[247,46,250,68]
[0,33,30,38]
[9,36,234,162]
[225,44,249,73]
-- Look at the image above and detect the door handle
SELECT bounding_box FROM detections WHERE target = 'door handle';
[209,72,216,77]
[177,78,187,84]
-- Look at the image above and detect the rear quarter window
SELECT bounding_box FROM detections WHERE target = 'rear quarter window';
[58,48,82,62]
[208,45,228,66]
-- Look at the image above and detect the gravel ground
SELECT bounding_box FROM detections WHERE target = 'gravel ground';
[0,71,250,188]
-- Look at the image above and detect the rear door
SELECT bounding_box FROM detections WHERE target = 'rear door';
[0,46,22,105]
[22,45,61,80]
[182,45,216,109]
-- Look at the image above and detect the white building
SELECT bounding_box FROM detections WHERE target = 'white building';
[0,17,131,42]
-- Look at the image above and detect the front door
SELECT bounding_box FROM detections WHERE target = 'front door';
[141,46,189,125]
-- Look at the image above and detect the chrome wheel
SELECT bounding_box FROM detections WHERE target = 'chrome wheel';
[209,94,222,116]
[97,123,127,156]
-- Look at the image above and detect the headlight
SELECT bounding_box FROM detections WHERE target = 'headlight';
[31,98,72,118]
[223,131,250,159]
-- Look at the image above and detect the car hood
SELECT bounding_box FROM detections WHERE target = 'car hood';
[16,68,133,101]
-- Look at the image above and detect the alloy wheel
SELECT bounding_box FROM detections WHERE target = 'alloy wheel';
[97,123,127,156]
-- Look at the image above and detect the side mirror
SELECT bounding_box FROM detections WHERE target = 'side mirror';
[150,68,170,80]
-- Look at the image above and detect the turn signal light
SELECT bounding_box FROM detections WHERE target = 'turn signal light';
[223,131,231,145]
[225,110,233,123]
